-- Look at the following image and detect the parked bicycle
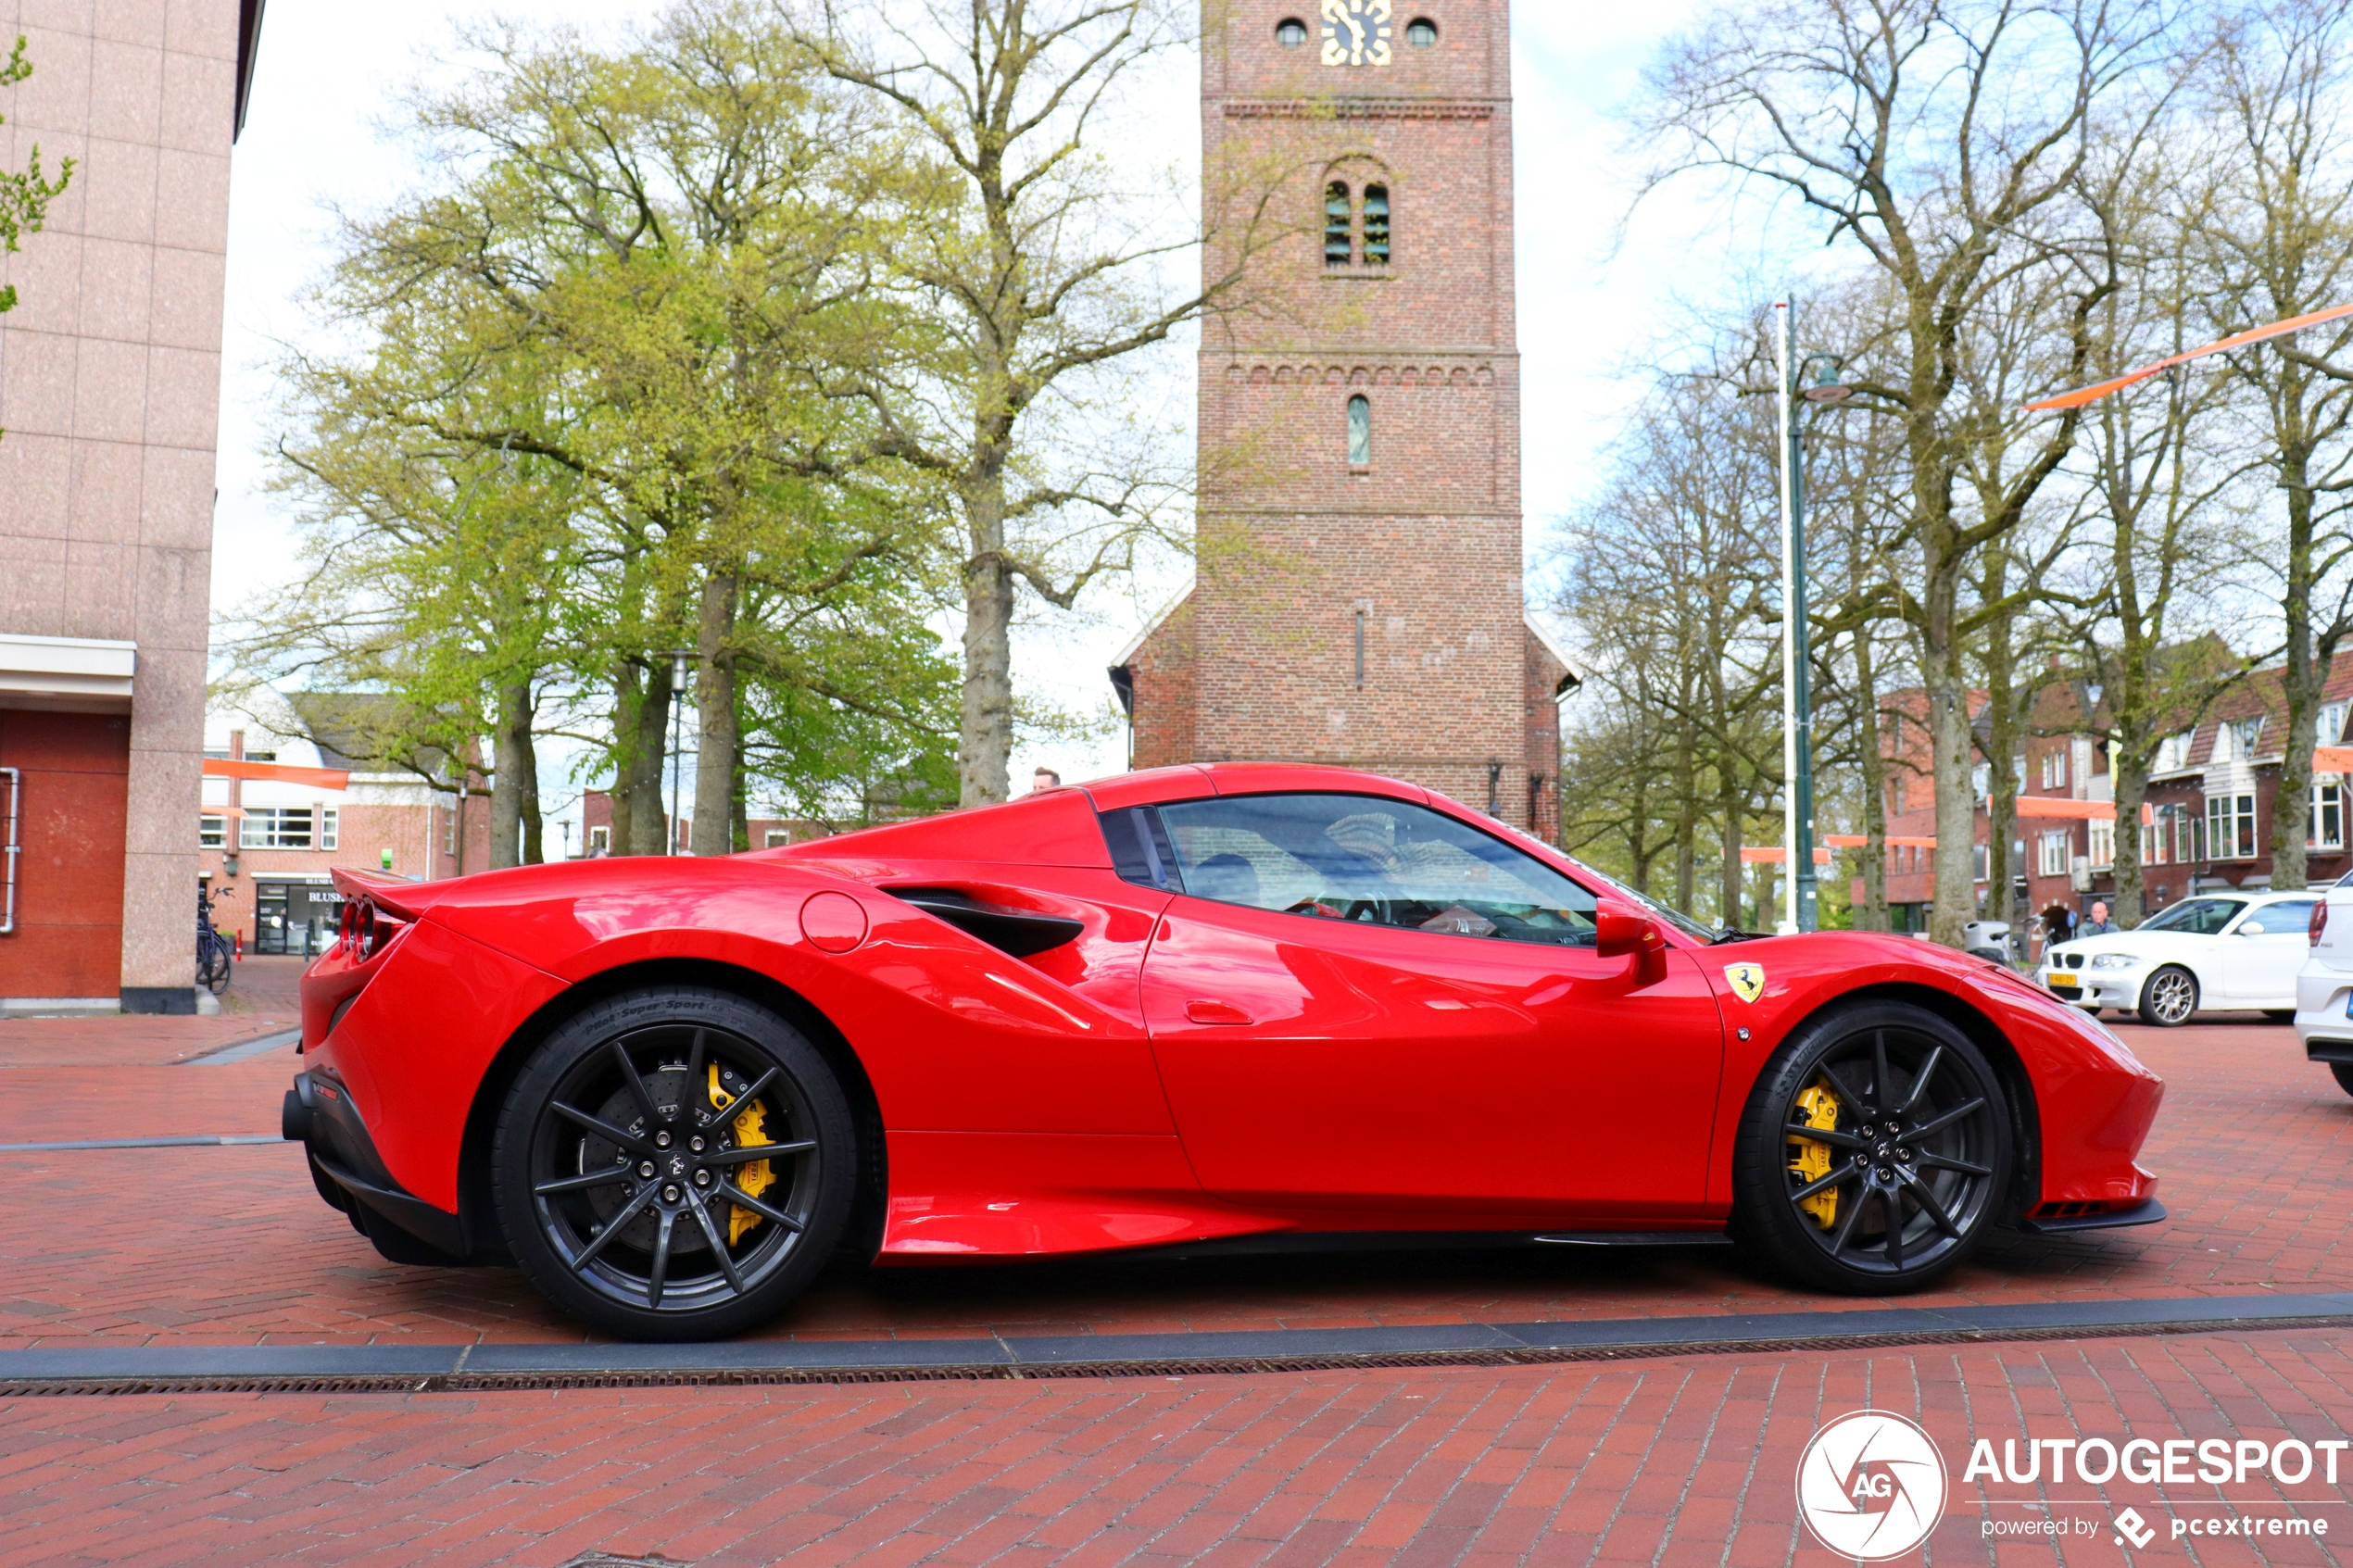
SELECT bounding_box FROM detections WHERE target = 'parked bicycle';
[196,884,234,996]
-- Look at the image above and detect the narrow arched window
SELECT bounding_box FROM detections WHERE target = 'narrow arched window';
[1324,182,1353,268]
[1362,185,1390,265]
[1347,395,1371,464]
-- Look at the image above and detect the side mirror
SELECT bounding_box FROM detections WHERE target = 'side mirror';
[1594,903,1658,958]
[1593,901,1668,985]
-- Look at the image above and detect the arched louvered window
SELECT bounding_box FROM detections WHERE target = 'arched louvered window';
[1362,185,1390,265]
[1324,182,1353,268]
[1347,395,1371,464]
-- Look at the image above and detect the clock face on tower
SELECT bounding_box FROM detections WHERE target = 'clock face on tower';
[1320,0,1393,67]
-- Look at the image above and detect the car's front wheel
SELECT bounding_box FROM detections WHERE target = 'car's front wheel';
[492,986,857,1341]
[1731,1002,2011,1295]
[2138,966,2199,1027]
[2330,1063,2353,1099]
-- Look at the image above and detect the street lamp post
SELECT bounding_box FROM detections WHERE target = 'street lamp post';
[666,647,696,856]
[1773,302,1851,934]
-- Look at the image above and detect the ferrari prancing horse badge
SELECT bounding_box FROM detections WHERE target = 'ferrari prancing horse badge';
[1723,963,1766,1004]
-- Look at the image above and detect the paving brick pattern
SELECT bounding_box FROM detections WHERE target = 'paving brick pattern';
[1,1021,2348,1350]
[8,1330,2353,1565]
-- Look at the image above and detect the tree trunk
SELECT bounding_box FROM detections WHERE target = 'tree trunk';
[2113,758,2148,927]
[692,571,740,857]
[625,659,673,856]
[489,677,536,870]
[2272,410,2320,889]
[1923,557,1979,948]
[1718,754,1744,931]
[959,482,1016,807]
[1673,721,1698,915]
[1856,637,1888,933]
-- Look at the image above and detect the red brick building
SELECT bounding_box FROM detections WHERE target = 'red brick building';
[1863,651,2353,942]
[1113,0,1573,837]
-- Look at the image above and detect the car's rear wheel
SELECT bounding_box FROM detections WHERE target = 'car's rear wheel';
[2138,966,2198,1027]
[1731,1002,2010,1295]
[2330,1063,2353,1099]
[492,986,855,1341]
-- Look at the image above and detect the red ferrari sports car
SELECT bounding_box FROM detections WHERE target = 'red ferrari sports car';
[283,763,2164,1340]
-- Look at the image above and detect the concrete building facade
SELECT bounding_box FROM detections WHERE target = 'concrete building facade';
[0,0,262,1010]
[1114,0,1571,836]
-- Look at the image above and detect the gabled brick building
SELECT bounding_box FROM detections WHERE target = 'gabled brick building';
[1864,648,2353,939]
[1112,0,1573,837]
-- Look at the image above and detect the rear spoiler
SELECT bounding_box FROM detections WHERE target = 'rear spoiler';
[330,867,459,922]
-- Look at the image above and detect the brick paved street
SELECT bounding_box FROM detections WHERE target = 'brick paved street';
[0,1019,2346,1350]
[12,1012,2353,1566]
[10,1330,2353,1566]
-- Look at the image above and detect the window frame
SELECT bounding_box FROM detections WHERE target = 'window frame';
[199,814,226,849]
[240,806,316,851]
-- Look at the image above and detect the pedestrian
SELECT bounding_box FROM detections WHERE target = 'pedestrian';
[1030,767,1062,794]
[2081,899,2118,936]
[2043,903,2076,947]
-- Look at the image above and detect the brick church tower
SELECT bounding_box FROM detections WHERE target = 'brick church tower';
[1113,0,1573,835]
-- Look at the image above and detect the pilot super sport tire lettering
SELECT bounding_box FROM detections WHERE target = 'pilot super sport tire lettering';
[1730,1001,2010,1295]
[2138,965,2199,1028]
[492,986,855,1341]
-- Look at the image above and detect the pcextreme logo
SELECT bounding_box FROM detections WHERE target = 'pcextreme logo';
[1796,1411,1949,1560]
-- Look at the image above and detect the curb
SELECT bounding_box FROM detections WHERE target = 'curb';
[6,1292,2351,1396]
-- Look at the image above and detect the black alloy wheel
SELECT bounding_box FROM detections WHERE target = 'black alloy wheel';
[2138,965,2199,1028]
[1732,1002,2011,1294]
[492,986,855,1340]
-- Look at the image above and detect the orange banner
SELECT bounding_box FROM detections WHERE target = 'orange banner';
[2012,797,2154,822]
[203,759,351,791]
[2025,301,2353,411]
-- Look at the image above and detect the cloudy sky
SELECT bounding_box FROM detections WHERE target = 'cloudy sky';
[213,0,1764,837]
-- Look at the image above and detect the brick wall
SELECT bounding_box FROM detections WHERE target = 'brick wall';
[1126,0,1544,829]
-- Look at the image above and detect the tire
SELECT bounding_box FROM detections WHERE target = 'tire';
[2137,966,2199,1027]
[492,985,856,1341]
[1730,1001,2011,1295]
[2331,1063,2353,1099]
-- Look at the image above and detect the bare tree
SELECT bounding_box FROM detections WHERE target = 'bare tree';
[794,0,1279,804]
[1642,0,2168,945]
[2193,0,2353,889]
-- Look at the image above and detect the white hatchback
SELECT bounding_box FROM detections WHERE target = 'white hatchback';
[2293,874,2353,1096]
[2041,890,2321,1026]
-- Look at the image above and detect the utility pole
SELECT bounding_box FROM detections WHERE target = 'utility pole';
[1775,303,1849,933]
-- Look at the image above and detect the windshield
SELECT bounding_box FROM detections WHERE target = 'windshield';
[1559,859,1718,945]
[2137,897,2245,935]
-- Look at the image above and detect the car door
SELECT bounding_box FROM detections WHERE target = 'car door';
[2221,898,2316,1003]
[1134,791,1725,1219]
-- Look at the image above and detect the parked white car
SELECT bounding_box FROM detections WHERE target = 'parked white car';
[2293,874,2353,1096]
[2041,889,2321,1026]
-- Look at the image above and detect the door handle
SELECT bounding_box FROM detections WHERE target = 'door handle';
[1186,999,1253,1025]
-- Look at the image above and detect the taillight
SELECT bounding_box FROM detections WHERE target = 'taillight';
[336,897,404,960]
[2313,899,2330,947]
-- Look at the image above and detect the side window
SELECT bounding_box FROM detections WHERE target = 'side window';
[1101,806,1182,890]
[2246,900,2316,935]
[1153,793,1598,946]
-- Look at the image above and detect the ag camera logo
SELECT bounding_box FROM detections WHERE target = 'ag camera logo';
[1797,1410,1949,1560]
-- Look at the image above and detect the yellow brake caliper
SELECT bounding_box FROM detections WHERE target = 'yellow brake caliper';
[709,1065,775,1246]
[1789,1081,1842,1230]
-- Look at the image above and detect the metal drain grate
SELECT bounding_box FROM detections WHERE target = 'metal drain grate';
[7,1311,2352,1398]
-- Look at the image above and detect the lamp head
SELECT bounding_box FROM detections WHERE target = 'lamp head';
[1801,356,1853,404]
